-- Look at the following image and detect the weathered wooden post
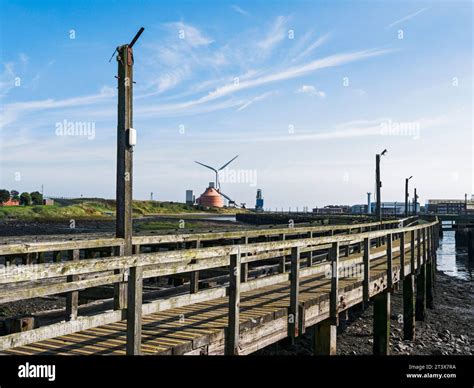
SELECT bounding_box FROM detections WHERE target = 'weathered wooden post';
[314,242,339,355]
[115,28,144,311]
[373,291,390,355]
[126,265,143,355]
[279,233,286,273]
[190,239,200,293]
[415,229,426,321]
[403,231,416,340]
[288,246,300,341]
[113,245,126,310]
[416,229,421,271]
[426,227,434,308]
[307,231,313,267]
[399,231,406,280]
[405,176,412,217]
[375,153,382,223]
[226,248,241,355]
[241,236,249,282]
[386,233,393,290]
[431,225,437,284]
[362,237,371,306]
[373,233,392,355]
[65,249,79,321]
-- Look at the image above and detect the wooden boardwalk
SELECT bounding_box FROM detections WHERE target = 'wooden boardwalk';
[1,238,417,355]
[0,218,438,356]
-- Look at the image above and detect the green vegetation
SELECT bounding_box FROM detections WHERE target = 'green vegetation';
[0,197,247,220]
[30,191,43,205]
[0,189,10,203]
[19,192,32,206]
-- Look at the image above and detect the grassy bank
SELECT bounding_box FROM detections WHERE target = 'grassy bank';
[0,198,248,221]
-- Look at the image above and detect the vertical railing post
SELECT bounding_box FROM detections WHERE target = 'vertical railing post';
[399,232,406,280]
[190,239,200,293]
[288,246,300,341]
[226,248,241,355]
[126,265,143,355]
[416,229,421,271]
[426,227,434,308]
[279,234,286,273]
[313,241,338,355]
[431,225,437,284]
[386,233,393,290]
[410,230,416,274]
[363,237,371,304]
[114,245,127,310]
[65,249,79,321]
[241,236,249,282]
[422,228,427,265]
[307,231,313,267]
[330,241,339,324]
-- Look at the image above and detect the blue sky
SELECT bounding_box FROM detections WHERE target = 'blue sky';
[0,0,472,209]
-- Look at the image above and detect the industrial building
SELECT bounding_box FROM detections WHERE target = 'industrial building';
[426,199,473,214]
[185,190,194,205]
[351,202,420,215]
[196,182,224,208]
[313,205,351,214]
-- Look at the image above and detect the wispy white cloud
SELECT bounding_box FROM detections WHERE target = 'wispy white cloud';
[165,22,214,47]
[237,91,276,111]
[386,8,429,29]
[257,16,289,53]
[0,62,16,99]
[231,5,250,17]
[2,47,394,129]
[291,33,330,62]
[0,86,115,129]
[199,48,394,104]
[296,85,326,98]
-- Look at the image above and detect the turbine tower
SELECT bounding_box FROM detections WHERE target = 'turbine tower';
[194,155,239,190]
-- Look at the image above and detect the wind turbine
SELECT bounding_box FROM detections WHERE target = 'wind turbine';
[194,155,239,190]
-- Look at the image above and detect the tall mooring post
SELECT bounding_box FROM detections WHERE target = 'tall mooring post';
[375,154,381,222]
[405,176,412,217]
[114,27,145,355]
[375,149,386,223]
[413,188,418,216]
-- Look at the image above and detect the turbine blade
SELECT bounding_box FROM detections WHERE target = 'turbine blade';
[194,161,217,173]
[218,155,239,171]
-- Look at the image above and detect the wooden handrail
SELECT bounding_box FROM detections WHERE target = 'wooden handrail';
[0,217,415,255]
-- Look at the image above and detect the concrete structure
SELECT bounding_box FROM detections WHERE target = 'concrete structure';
[43,198,54,206]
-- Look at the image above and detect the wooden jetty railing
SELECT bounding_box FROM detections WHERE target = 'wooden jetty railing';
[0,216,437,355]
